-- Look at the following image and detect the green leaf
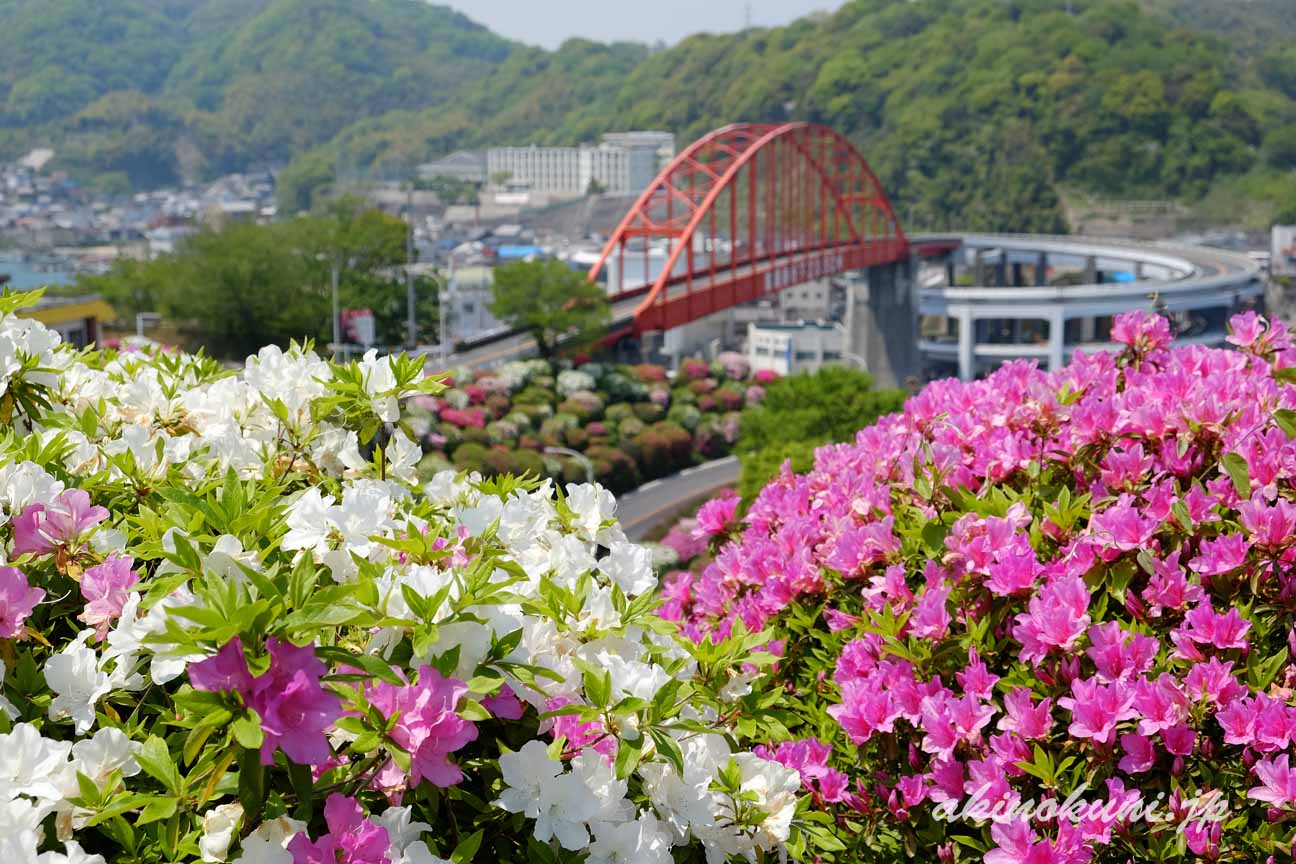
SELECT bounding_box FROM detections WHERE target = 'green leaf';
[135,795,179,825]
[1276,408,1296,439]
[583,667,612,709]
[450,829,484,864]
[232,712,265,750]
[136,735,183,796]
[613,730,644,779]
[1221,452,1250,498]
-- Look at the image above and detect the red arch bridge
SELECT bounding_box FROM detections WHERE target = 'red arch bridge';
[450,122,935,386]
[588,121,909,335]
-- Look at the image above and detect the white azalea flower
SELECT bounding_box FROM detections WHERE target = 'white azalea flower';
[231,815,306,864]
[44,631,112,734]
[599,542,657,596]
[0,723,74,801]
[587,811,675,864]
[199,802,244,862]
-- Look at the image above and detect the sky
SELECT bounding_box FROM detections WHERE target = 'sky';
[440,0,846,49]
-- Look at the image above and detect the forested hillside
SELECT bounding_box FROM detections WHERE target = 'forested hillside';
[3,0,1295,231]
[0,0,513,188]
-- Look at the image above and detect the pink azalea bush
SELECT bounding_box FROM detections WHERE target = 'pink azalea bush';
[666,310,1296,861]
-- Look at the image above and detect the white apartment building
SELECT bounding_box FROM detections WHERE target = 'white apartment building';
[747,321,846,376]
[486,131,675,198]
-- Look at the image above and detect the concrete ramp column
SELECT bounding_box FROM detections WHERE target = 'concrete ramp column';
[846,260,920,389]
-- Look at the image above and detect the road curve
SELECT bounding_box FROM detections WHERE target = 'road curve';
[617,456,741,542]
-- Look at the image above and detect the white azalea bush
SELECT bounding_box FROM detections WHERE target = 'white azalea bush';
[0,292,808,864]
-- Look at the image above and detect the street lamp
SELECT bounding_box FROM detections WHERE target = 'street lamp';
[135,312,161,339]
[544,446,594,485]
[842,352,869,372]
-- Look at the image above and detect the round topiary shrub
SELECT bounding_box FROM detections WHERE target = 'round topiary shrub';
[634,401,665,423]
[435,422,463,452]
[486,420,519,445]
[617,415,645,441]
[602,371,646,403]
[511,448,547,479]
[563,426,589,450]
[633,362,669,383]
[667,403,702,431]
[484,392,511,419]
[689,378,719,396]
[671,386,697,406]
[585,445,642,493]
[605,402,636,425]
[461,424,489,445]
[449,441,490,473]
[715,385,745,412]
[480,447,518,477]
[669,311,1296,863]
[681,357,711,381]
[513,385,555,407]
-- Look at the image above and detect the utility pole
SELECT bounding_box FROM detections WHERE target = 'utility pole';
[405,181,417,349]
[439,260,453,370]
[330,255,341,361]
[744,1,752,29]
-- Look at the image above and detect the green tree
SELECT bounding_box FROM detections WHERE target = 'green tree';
[735,365,906,503]
[489,259,610,358]
[78,197,422,358]
[1264,125,1296,171]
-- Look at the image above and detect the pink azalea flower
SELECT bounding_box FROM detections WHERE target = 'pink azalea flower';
[1058,678,1136,745]
[0,565,43,639]
[692,494,740,539]
[482,685,525,720]
[1118,732,1156,773]
[908,583,952,640]
[1187,534,1249,576]
[831,680,899,744]
[11,488,109,557]
[1180,602,1251,651]
[287,794,390,864]
[822,607,859,632]
[1132,674,1189,735]
[1111,310,1172,354]
[1228,310,1265,348]
[1011,575,1091,664]
[1085,621,1158,682]
[1162,723,1196,757]
[1249,754,1296,807]
[189,637,255,697]
[1238,495,1296,550]
[78,554,139,640]
[545,695,617,761]
[367,666,478,788]
[1088,495,1159,553]
[252,639,343,766]
[997,687,1053,740]
[1183,658,1245,706]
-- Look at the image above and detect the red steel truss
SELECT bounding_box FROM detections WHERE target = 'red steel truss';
[589,122,909,334]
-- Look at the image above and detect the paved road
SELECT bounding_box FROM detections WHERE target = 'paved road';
[616,456,741,541]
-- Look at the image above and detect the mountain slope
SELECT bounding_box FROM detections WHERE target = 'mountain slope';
[296,0,1296,230]
[2,0,1293,231]
[0,0,515,186]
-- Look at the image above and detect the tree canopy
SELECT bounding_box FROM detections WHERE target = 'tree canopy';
[78,197,437,358]
[488,259,610,359]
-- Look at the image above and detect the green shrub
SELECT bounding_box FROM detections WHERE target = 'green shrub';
[585,445,642,493]
[633,402,665,422]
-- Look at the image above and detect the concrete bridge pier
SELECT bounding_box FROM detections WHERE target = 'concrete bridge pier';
[845,259,920,390]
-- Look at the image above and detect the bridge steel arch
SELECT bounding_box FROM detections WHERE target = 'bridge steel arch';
[589,122,910,334]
